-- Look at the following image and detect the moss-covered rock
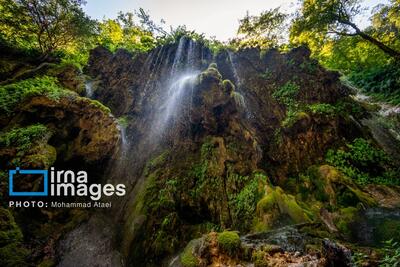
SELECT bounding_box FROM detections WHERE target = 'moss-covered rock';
[334,207,359,237]
[0,208,28,267]
[255,185,311,231]
[180,239,200,267]
[217,231,241,256]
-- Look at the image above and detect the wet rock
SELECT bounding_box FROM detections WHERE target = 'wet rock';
[58,214,124,267]
[321,239,352,267]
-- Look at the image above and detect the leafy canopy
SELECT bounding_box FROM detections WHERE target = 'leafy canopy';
[236,8,288,49]
[290,0,400,59]
[0,0,96,55]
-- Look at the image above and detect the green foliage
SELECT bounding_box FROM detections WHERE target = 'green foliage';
[0,0,96,55]
[217,231,241,255]
[281,110,308,128]
[347,63,400,105]
[289,0,400,104]
[307,103,336,116]
[0,76,72,115]
[97,16,156,53]
[380,239,400,267]
[236,8,288,49]
[352,252,369,267]
[272,81,300,107]
[229,173,267,230]
[0,124,49,151]
[326,138,399,185]
[290,0,400,60]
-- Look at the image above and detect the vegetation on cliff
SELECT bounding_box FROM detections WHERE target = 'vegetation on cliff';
[0,0,399,266]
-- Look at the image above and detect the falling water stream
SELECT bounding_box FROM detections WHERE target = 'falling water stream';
[150,37,201,139]
[227,50,252,118]
[84,80,93,98]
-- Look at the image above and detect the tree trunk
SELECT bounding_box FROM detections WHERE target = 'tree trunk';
[341,19,400,60]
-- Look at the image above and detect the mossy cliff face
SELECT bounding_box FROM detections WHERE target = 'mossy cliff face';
[79,39,400,266]
[1,37,399,266]
[120,65,265,264]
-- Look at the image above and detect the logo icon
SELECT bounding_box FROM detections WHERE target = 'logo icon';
[9,167,48,196]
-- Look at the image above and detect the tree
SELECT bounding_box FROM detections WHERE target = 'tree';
[0,0,95,56]
[236,8,288,48]
[370,1,400,52]
[135,8,168,36]
[97,12,156,53]
[291,0,400,59]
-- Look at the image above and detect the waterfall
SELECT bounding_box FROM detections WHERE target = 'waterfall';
[150,37,200,138]
[85,80,93,98]
[117,123,128,155]
[228,51,242,86]
[227,51,252,118]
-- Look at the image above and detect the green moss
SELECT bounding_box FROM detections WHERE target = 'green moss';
[334,207,359,237]
[0,124,50,152]
[0,243,29,267]
[222,79,235,92]
[89,99,111,114]
[209,63,217,69]
[148,150,170,170]
[255,186,311,231]
[0,76,74,115]
[24,144,57,168]
[117,116,129,127]
[217,231,241,255]
[200,63,222,82]
[0,208,28,267]
[230,174,267,230]
[0,209,23,245]
[231,91,246,108]
[307,103,336,116]
[180,240,200,267]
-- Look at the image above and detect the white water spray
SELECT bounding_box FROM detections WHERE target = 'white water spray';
[150,37,201,137]
[85,80,93,98]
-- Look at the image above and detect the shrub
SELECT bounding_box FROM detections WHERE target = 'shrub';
[272,81,300,107]
[326,138,399,185]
